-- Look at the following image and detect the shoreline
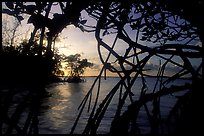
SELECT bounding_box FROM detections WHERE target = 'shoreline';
[56,75,191,80]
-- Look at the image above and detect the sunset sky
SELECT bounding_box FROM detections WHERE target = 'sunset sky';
[2,2,202,77]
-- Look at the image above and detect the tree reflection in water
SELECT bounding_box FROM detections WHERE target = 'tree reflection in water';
[38,82,87,134]
[0,86,47,134]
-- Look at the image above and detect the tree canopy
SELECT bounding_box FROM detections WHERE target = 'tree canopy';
[1,0,203,135]
[64,53,93,81]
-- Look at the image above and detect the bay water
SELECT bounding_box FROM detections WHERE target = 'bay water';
[37,77,190,134]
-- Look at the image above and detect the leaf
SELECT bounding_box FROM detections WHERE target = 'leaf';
[79,25,85,32]
[27,16,33,24]
[25,5,37,14]
[16,16,24,22]
[130,23,137,30]
[5,2,14,9]
[143,32,149,36]
[140,36,147,41]
[35,2,46,10]
[129,15,133,20]
[153,39,158,43]
[142,27,148,32]
[167,29,170,35]
[2,9,14,16]
[102,30,109,36]
[136,20,142,27]
[15,2,23,9]
[145,17,149,25]
[80,20,87,25]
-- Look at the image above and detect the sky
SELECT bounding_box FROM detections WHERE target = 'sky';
[2,2,202,77]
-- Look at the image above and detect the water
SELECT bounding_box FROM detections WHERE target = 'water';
[36,77,191,134]
[1,77,191,134]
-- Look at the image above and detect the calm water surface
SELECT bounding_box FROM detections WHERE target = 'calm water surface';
[37,77,190,134]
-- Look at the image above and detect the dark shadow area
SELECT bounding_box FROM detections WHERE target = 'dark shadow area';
[1,1,203,135]
[0,55,51,87]
[0,45,59,135]
[0,85,48,134]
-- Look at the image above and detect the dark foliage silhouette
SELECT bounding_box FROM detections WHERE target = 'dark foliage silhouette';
[1,0,203,134]
[69,1,203,135]
[64,53,93,83]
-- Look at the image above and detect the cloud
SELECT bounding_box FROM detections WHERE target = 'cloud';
[104,61,183,76]
[144,63,159,71]
[143,63,183,76]
[92,63,102,70]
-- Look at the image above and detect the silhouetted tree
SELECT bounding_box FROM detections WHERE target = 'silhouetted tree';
[2,14,21,48]
[2,1,203,135]
[2,2,90,57]
[64,53,93,82]
[69,0,202,135]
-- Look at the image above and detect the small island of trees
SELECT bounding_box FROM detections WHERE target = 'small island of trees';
[1,13,93,84]
[64,53,93,83]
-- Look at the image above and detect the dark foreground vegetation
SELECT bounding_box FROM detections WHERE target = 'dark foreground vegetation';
[0,48,59,88]
[1,0,203,135]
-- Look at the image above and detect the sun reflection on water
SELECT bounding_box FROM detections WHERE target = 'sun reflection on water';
[40,82,88,133]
